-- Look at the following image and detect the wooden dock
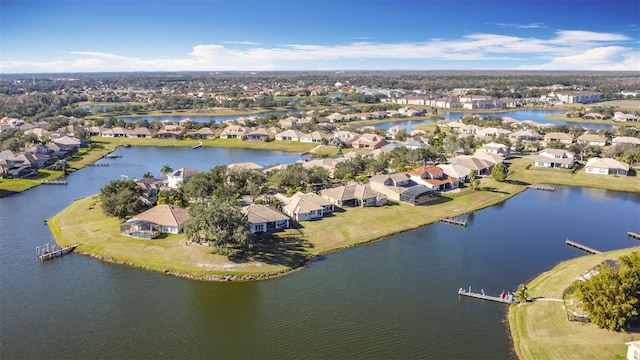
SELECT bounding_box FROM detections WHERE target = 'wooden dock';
[628,231,640,240]
[440,217,467,227]
[529,184,555,191]
[458,287,516,304]
[565,239,602,254]
[36,243,78,261]
[41,180,67,185]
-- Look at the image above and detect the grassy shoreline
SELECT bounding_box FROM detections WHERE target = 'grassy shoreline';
[509,247,640,360]
[49,177,528,281]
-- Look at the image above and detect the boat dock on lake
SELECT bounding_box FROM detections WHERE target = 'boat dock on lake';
[565,239,602,254]
[439,218,467,227]
[529,184,555,191]
[628,231,640,240]
[41,180,67,185]
[458,287,516,304]
[192,141,202,149]
[36,243,78,261]
[105,153,122,158]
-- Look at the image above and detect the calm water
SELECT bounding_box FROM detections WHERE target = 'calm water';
[118,109,306,124]
[117,109,609,132]
[374,109,612,132]
[1,147,639,359]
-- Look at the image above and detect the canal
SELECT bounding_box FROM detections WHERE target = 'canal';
[1,146,638,359]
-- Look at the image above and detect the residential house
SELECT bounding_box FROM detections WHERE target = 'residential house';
[275,129,305,142]
[350,133,386,149]
[300,131,330,144]
[190,127,219,139]
[612,136,640,146]
[320,183,386,207]
[278,117,299,128]
[120,204,190,238]
[242,204,290,233]
[543,132,574,144]
[136,177,163,206]
[479,142,511,159]
[156,125,185,139]
[245,128,270,141]
[613,112,638,122]
[128,127,157,138]
[448,155,495,176]
[437,163,472,183]
[386,125,406,139]
[220,125,247,139]
[510,130,542,142]
[166,167,201,189]
[52,135,82,151]
[333,130,360,145]
[476,127,511,138]
[282,195,325,221]
[228,162,264,171]
[409,165,460,191]
[626,340,640,360]
[369,173,436,205]
[302,157,347,178]
[585,158,630,176]
[577,133,607,146]
[534,149,575,168]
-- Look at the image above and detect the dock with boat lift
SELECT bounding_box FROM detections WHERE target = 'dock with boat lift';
[36,243,79,261]
[458,287,516,304]
[565,239,602,254]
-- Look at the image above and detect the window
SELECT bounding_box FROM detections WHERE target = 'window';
[255,224,265,232]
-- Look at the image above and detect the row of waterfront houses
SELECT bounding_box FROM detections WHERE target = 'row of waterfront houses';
[122,140,632,240]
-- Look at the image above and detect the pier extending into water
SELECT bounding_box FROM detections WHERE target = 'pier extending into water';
[565,239,602,254]
[41,180,67,185]
[36,243,78,261]
[458,287,516,304]
[628,231,640,240]
[529,184,555,191]
[439,218,467,227]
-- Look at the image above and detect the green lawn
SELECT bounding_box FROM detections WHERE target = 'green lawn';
[507,157,640,193]
[509,247,640,360]
[49,178,527,280]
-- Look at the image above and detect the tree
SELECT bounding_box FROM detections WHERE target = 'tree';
[160,164,173,176]
[575,252,640,331]
[491,163,509,182]
[515,284,529,304]
[184,198,255,256]
[100,179,148,219]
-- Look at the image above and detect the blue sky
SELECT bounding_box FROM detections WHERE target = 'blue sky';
[1,0,639,73]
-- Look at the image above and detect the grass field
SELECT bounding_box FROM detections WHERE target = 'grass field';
[509,247,640,360]
[507,157,640,193]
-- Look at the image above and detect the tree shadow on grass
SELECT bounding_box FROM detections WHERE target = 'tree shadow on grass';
[479,186,510,194]
[230,234,315,268]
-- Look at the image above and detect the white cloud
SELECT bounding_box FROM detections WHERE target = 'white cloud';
[518,46,640,71]
[1,29,636,72]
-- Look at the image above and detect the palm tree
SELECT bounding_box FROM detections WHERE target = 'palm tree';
[160,164,173,177]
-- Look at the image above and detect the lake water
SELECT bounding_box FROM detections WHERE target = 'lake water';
[1,147,639,359]
[373,109,612,132]
[118,109,610,132]
[118,109,306,124]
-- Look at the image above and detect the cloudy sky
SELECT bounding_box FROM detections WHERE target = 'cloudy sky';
[1,0,639,73]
